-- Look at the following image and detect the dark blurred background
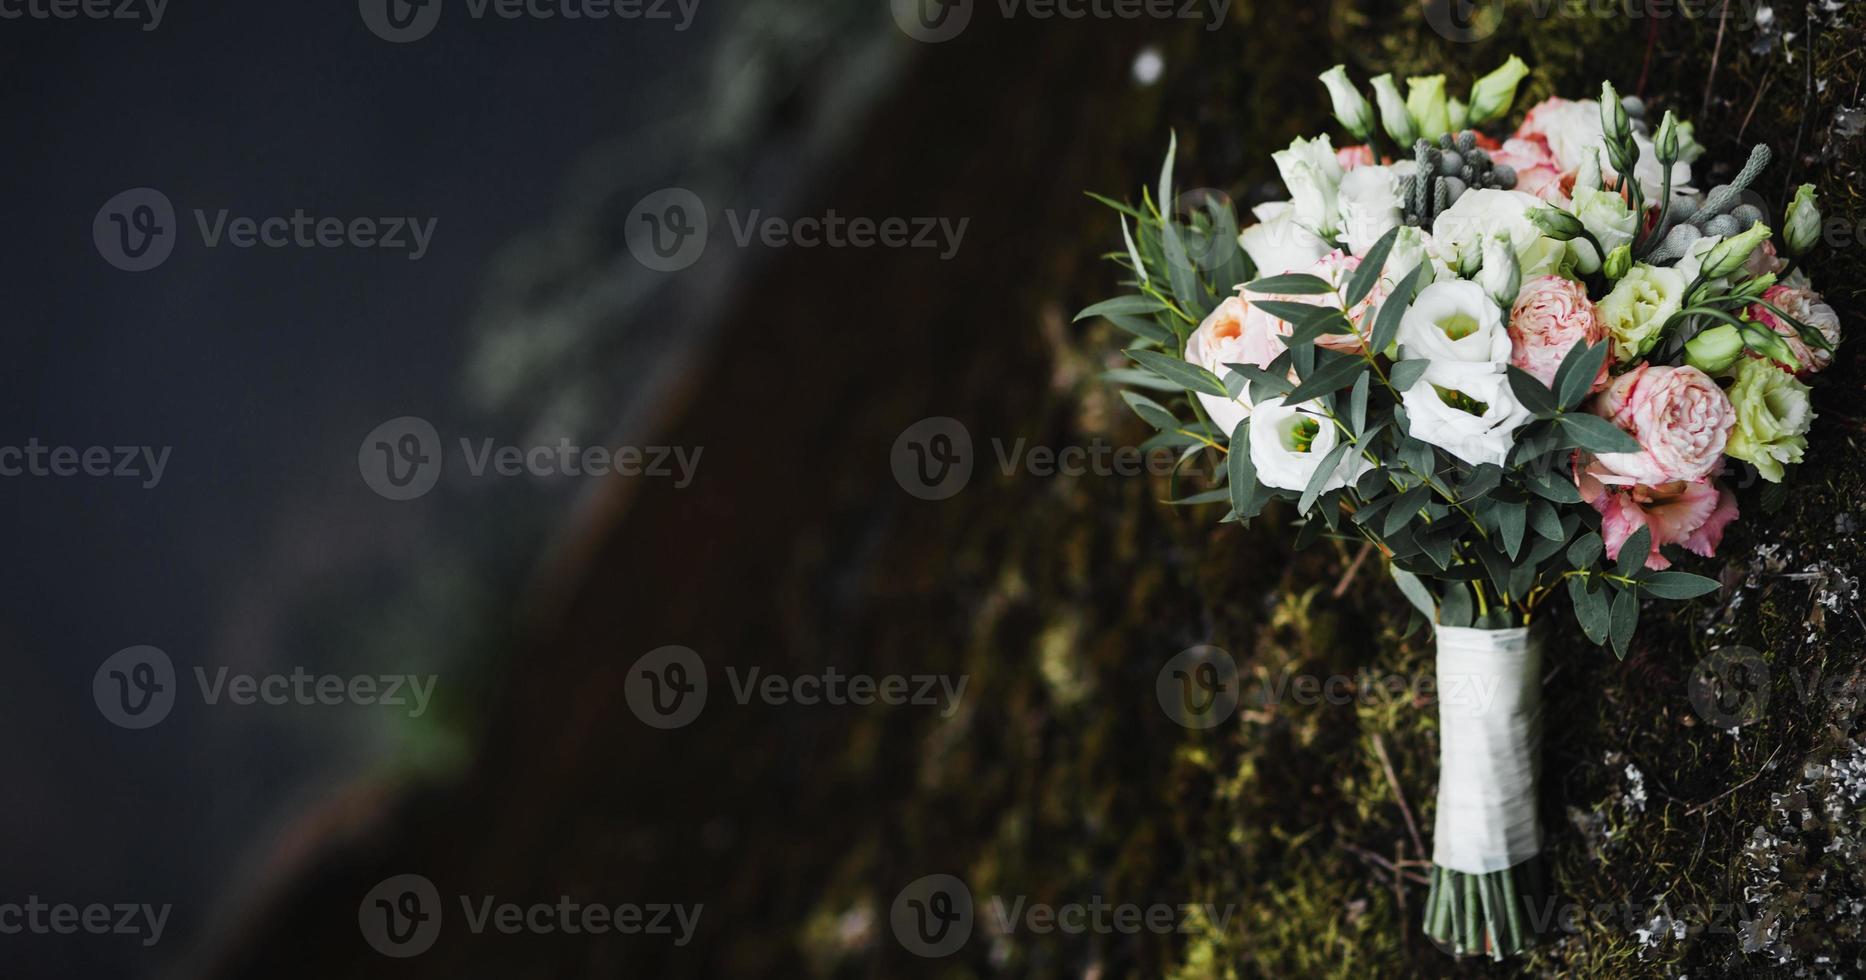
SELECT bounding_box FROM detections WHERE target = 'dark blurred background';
[9,1,1861,977]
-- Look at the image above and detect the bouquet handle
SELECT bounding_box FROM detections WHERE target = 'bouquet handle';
[1424,625,1547,959]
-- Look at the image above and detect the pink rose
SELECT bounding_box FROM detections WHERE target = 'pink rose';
[1592,364,1736,485]
[1744,239,1786,279]
[1748,284,1841,376]
[1576,455,1738,570]
[1509,275,1608,389]
[1244,250,1388,354]
[1336,144,1376,170]
[1490,138,1568,203]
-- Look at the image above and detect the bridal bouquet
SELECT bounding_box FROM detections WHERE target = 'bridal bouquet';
[1083,58,1839,959]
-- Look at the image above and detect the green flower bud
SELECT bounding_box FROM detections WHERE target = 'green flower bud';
[1467,56,1530,125]
[1319,65,1375,141]
[1603,244,1633,280]
[1684,323,1744,374]
[1784,183,1821,257]
[1370,74,1418,147]
[1655,110,1680,167]
[1700,222,1773,281]
[1477,235,1521,308]
[1574,146,1603,192]
[1447,97,1469,134]
[1599,81,1631,142]
[1527,206,1586,241]
[1407,75,1451,142]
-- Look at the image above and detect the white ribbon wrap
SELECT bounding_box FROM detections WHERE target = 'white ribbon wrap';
[1432,625,1545,874]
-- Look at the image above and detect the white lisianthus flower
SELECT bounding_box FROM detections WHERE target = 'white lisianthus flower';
[1397,280,1511,364]
[1399,361,1534,467]
[1432,189,1544,266]
[1248,397,1368,492]
[1272,135,1344,237]
[1567,185,1638,272]
[1337,165,1404,257]
[1238,201,1331,277]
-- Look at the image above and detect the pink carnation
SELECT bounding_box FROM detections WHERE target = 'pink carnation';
[1509,275,1608,389]
[1490,138,1568,203]
[1748,284,1841,376]
[1336,144,1376,170]
[1576,455,1739,571]
[1591,364,1736,485]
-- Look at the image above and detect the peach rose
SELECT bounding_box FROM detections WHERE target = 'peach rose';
[1185,295,1289,434]
[1336,144,1376,170]
[1592,364,1736,485]
[1509,275,1608,389]
[1243,250,1388,355]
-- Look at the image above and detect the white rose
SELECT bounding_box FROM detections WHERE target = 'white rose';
[1248,396,1368,492]
[1431,189,1544,266]
[1396,280,1510,364]
[1399,361,1534,467]
[1337,165,1404,257]
[1238,201,1330,277]
[1273,135,1344,237]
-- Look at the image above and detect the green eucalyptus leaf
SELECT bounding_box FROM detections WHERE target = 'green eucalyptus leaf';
[1639,570,1723,600]
[1609,587,1639,659]
[1076,295,1167,322]
[1127,349,1228,397]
